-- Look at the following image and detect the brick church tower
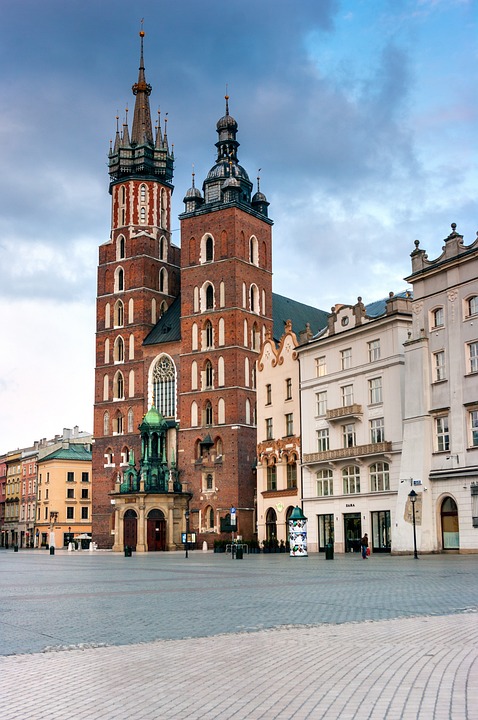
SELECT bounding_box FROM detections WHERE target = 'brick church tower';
[178,97,273,542]
[92,32,179,547]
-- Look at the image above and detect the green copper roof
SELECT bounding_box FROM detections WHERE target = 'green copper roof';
[41,444,92,463]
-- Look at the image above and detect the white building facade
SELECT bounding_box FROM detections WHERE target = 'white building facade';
[394,225,478,553]
[298,295,412,554]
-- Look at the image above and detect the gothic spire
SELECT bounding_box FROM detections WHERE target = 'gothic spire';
[108,28,174,186]
[131,28,153,146]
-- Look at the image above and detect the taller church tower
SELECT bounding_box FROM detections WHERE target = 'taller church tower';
[178,97,273,541]
[92,32,178,547]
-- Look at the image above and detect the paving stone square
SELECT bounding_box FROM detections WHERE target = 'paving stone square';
[1,549,477,719]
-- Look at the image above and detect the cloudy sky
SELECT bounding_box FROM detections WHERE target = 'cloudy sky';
[1,0,476,453]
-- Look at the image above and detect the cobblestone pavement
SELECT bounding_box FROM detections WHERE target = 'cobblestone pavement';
[1,549,477,719]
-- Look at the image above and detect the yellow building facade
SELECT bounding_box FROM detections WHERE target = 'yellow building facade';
[35,441,92,549]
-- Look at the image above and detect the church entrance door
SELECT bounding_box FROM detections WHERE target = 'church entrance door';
[123,509,137,550]
[147,509,166,551]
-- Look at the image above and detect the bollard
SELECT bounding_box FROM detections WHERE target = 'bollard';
[236,546,243,560]
[50,547,55,555]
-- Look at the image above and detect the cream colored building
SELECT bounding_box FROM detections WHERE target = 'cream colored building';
[256,322,301,547]
[298,294,412,554]
[394,225,478,553]
[35,439,93,548]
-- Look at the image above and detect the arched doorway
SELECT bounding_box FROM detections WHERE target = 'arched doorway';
[441,497,459,550]
[266,508,277,543]
[123,509,137,550]
[147,509,166,551]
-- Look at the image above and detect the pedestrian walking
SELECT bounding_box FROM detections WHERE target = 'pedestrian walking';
[361,533,369,559]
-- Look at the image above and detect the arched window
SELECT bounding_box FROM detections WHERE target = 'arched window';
[206,236,213,262]
[206,474,214,490]
[431,306,444,328]
[105,303,111,329]
[209,507,215,529]
[252,322,260,350]
[219,282,225,307]
[104,338,110,364]
[193,286,199,313]
[370,462,390,492]
[114,336,124,363]
[114,300,124,327]
[103,375,109,401]
[192,322,198,351]
[114,371,124,400]
[103,411,110,436]
[467,296,478,317]
[205,360,213,389]
[266,507,277,541]
[218,356,225,386]
[250,235,259,265]
[160,300,167,316]
[218,398,225,424]
[216,437,223,456]
[115,267,124,293]
[128,369,134,397]
[206,284,214,310]
[152,355,176,418]
[191,361,198,390]
[128,298,134,324]
[191,402,198,427]
[129,335,134,360]
[245,357,250,387]
[127,408,134,434]
[250,284,260,314]
[205,401,213,426]
[117,236,125,260]
[245,398,251,424]
[115,412,123,435]
[140,184,147,202]
[159,268,168,293]
[140,207,146,224]
[205,320,213,349]
[159,236,167,260]
[218,318,225,346]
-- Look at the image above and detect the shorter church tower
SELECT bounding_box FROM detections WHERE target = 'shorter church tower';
[178,97,273,543]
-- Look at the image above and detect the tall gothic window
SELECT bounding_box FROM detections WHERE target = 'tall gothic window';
[152,356,176,418]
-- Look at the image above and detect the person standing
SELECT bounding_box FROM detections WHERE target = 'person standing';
[361,533,369,559]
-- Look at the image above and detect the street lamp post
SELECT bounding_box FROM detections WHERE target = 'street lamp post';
[185,509,190,559]
[408,489,418,559]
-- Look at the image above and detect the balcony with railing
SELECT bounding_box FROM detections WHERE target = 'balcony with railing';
[303,441,392,464]
[326,404,363,422]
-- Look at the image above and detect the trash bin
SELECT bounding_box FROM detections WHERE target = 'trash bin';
[13,545,19,552]
[325,543,334,560]
[236,546,243,560]
[124,546,132,557]
[49,546,55,555]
